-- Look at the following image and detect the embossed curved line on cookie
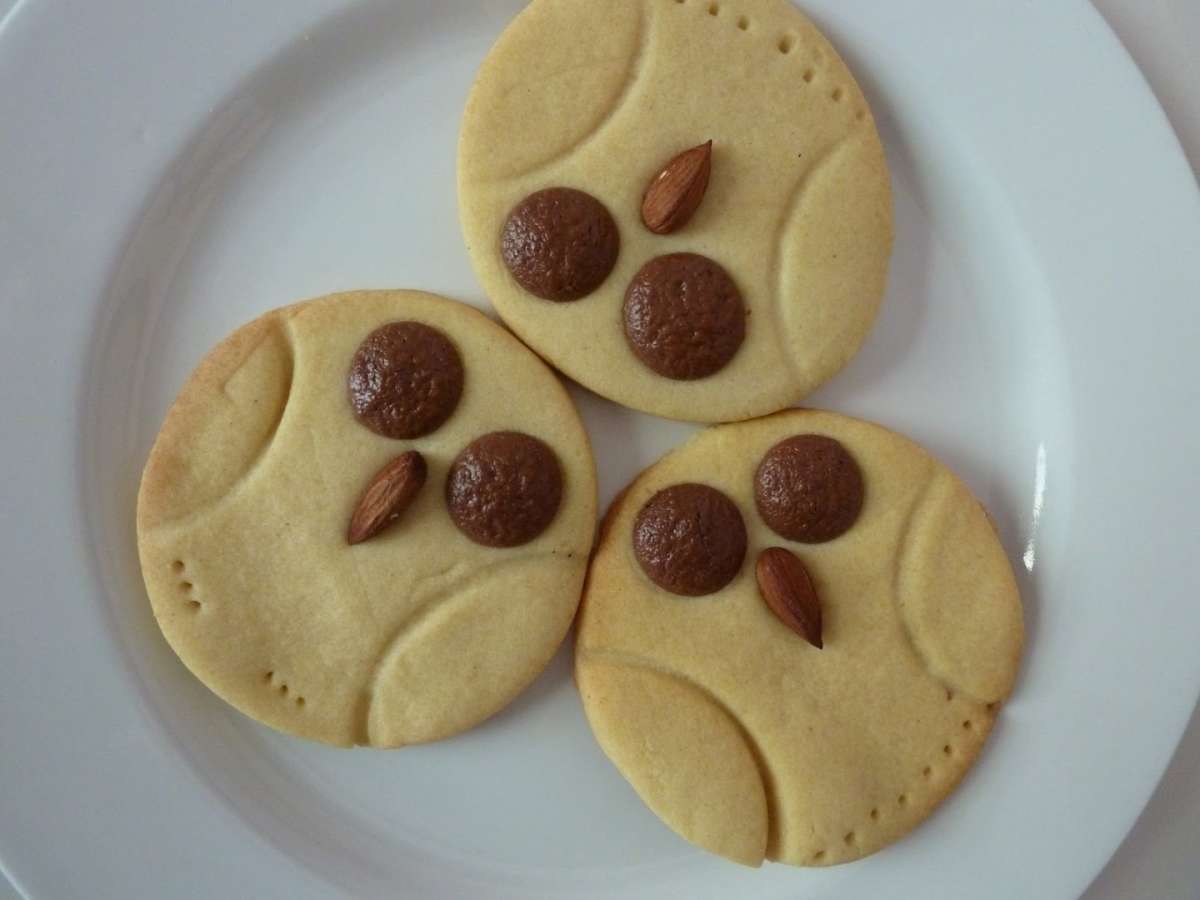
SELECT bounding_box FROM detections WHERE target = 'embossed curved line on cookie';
[216,317,297,465]
[889,470,956,696]
[580,646,782,859]
[890,471,991,708]
[148,321,297,537]
[359,551,559,746]
[409,559,470,594]
[481,4,648,184]
[765,132,856,383]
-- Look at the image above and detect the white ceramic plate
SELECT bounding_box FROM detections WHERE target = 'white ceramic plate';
[2,1,1198,897]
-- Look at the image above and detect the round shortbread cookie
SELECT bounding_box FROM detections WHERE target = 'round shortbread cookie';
[576,409,1022,866]
[458,0,892,423]
[137,290,597,747]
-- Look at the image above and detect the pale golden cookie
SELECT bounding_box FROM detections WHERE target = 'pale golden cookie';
[137,290,596,747]
[458,0,892,422]
[576,409,1022,866]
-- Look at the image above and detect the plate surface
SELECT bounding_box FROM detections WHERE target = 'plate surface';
[1,1,1198,897]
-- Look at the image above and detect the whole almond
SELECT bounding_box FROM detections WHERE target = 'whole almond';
[641,140,712,234]
[755,547,823,649]
[347,451,427,545]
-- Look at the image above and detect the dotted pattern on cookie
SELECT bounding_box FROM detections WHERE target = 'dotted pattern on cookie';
[263,670,306,708]
[575,410,1020,866]
[137,290,599,749]
[459,0,892,422]
[666,0,867,120]
[606,0,871,381]
[798,697,999,865]
[172,560,201,611]
[624,440,984,866]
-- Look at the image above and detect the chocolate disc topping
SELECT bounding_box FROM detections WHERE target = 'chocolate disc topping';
[446,431,563,547]
[632,483,747,596]
[623,253,745,380]
[501,187,620,302]
[754,435,864,543]
[348,321,464,439]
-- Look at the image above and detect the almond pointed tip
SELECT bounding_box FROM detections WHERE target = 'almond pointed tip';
[756,547,824,648]
[641,140,714,235]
